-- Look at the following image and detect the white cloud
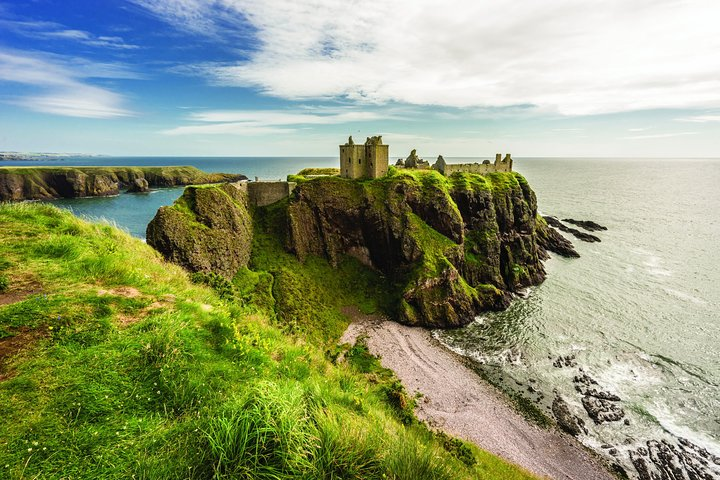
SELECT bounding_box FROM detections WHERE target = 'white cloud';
[675,115,720,123]
[623,131,699,140]
[135,0,720,116]
[0,50,133,118]
[0,19,139,49]
[162,108,395,135]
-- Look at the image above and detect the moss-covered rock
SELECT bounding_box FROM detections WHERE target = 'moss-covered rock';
[283,170,554,328]
[146,183,253,279]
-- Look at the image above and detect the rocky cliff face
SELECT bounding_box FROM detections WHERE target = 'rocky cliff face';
[285,170,568,328]
[146,183,253,279]
[145,170,574,328]
[0,166,246,201]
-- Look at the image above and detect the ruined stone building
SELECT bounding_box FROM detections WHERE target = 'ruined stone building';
[339,136,389,179]
[339,136,512,180]
[432,153,513,175]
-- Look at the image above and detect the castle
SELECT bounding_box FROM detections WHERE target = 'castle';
[339,136,389,179]
[340,135,512,178]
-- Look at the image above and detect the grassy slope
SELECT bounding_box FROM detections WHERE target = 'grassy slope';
[0,202,539,479]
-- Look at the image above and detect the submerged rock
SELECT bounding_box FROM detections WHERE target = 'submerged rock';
[629,438,720,480]
[573,371,625,424]
[146,183,252,279]
[562,218,608,232]
[551,396,587,437]
[581,395,625,424]
[536,219,580,258]
[543,216,602,243]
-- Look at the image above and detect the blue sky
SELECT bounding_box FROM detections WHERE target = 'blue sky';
[0,0,718,157]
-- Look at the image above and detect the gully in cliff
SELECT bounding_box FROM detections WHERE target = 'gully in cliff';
[148,136,579,329]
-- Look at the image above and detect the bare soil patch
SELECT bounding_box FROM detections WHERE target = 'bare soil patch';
[0,276,42,306]
[0,328,45,382]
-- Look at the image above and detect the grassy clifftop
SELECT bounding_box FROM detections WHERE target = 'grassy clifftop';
[0,166,245,201]
[0,203,537,479]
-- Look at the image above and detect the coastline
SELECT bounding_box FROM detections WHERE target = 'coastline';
[340,311,614,480]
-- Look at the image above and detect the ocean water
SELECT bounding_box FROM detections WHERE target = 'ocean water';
[4,156,719,473]
[2,157,337,238]
[435,158,720,472]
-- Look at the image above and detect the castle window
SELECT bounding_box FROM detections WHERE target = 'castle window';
[358,158,361,164]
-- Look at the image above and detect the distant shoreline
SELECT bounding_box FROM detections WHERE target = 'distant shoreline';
[0,153,105,161]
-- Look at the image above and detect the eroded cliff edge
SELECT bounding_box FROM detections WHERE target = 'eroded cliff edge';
[148,169,575,328]
[285,170,576,327]
[0,166,246,201]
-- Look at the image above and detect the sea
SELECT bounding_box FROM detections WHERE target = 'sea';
[4,156,719,474]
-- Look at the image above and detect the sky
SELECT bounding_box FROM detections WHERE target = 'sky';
[0,0,718,157]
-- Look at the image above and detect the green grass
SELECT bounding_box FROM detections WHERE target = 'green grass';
[0,202,540,479]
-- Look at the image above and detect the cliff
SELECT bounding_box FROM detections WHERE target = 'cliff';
[285,169,566,327]
[145,169,574,328]
[146,183,253,279]
[0,166,246,201]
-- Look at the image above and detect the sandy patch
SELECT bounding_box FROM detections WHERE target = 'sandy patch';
[340,313,613,480]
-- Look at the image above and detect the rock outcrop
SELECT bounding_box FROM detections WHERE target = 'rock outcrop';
[284,171,572,327]
[146,183,253,279]
[146,170,577,328]
[0,166,246,201]
[127,178,149,193]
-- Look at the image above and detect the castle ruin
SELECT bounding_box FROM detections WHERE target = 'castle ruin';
[340,136,389,179]
[432,153,513,175]
[340,136,513,178]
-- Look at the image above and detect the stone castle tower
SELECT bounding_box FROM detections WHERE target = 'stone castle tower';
[340,135,389,179]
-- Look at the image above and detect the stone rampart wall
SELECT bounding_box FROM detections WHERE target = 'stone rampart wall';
[243,181,296,207]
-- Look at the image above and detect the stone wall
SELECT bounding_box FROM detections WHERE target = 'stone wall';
[242,181,297,207]
[442,163,497,175]
[431,154,513,176]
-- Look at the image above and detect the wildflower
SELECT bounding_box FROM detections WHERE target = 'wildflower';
[27,448,32,452]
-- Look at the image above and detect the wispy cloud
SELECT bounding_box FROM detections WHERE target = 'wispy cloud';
[134,0,720,116]
[623,131,699,140]
[0,50,134,118]
[162,108,394,135]
[675,115,720,123]
[0,18,139,50]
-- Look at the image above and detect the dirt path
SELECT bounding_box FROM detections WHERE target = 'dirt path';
[340,315,614,480]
